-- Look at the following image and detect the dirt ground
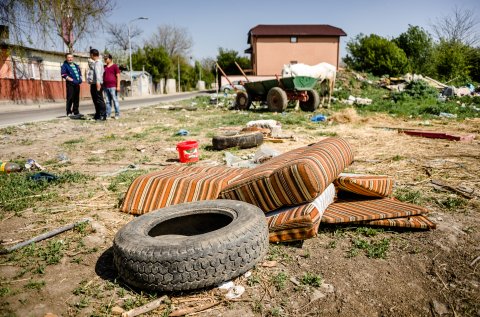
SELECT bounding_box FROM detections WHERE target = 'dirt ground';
[0,98,479,317]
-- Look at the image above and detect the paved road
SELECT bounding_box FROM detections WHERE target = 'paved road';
[0,91,209,128]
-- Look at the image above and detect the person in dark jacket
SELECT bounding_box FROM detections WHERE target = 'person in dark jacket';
[60,53,83,116]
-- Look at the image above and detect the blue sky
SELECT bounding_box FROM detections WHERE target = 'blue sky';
[81,0,479,60]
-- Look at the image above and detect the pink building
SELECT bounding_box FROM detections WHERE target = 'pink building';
[245,24,347,76]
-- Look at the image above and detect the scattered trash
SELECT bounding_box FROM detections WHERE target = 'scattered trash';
[439,112,457,119]
[225,285,245,299]
[57,153,69,163]
[0,218,90,254]
[176,140,199,163]
[342,95,372,105]
[0,161,22,173]
[243,271,252,278]
[217,281,235,291]
[175,129,189,136]
[261,260,277,267]
[136,145,146,153]
[400,129,475,142]
[252,145,280,164]
[430,179,476,199]
[29,172,58,182]
[290,277,301,286]
[225,145,280,168]
[24,159,45,171]
[311,114,327,122]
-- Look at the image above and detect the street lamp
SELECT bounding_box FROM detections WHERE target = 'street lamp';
[128,16,148,95]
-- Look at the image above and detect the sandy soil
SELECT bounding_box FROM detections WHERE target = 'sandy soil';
[0,101,479,317]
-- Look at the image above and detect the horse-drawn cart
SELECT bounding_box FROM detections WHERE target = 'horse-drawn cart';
[235,76,320,112]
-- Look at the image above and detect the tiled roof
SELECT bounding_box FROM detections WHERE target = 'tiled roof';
[248,24,346,43]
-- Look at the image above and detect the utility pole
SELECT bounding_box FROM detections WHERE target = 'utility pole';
[177,56,181,92]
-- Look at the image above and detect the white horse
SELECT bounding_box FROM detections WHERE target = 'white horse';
[282,62,336,107]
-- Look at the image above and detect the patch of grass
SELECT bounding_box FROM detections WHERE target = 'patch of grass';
[317,131,338,137]
[0,171,91,214]
[63,138,85,145]
[441,197,466,210]
[394,187,423,204]
[267,307,284,317]
[267,245,292,262]
[24,280,45,290]
[0,126,17,135]
[108,170,145,193]
[271,272,288,291]
[392,155,405,161]
[347,238,390,259]
[300,272,322,287]
[326,240,337,249]
[0,287,11,297]
[247,274,261,287]
[101,134,117,140]
[355,227,384,237]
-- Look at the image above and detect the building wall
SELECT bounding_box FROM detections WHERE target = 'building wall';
[0,78,91,101]
[254,36,340,76]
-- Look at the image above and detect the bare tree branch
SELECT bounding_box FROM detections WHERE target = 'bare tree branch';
[106,22,143,51]
[149,24,193,57]
[431,6,479,46]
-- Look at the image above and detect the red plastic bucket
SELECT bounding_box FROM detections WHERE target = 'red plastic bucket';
[176,140,199,163]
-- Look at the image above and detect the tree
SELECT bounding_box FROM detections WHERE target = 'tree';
[344,34,409,76]
[432,40,470,84]
[132,46,173,84]
[1,0,115,52]
[467,47,480,83]
[431,6,480,46]
[394,25,434,74]
[149,24,193,57]
[106,22,143,51]
[216,48,250,75]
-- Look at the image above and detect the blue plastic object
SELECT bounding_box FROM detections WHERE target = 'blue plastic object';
[311,114,327,122]
[176,129,189,136]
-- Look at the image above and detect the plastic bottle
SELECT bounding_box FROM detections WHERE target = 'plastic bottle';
[0,161,22,173]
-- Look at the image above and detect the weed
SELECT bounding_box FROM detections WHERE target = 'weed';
[395,187,423,204]
[347,238,390,259]
[300,272,322,287]
[271,272,288,291]
[25,280,45,290]
[87,156,102,162]
[35,265,45,275]
[356,227,384,237]
[74,297,89,309]
[101,134,117,140]
[108,170,145,192]
[317,131,338,137]
[441,197,466,210]
[392,155,404,161]
[63,138,84,145]
[0,287,10,297]
[267,245,292,262]
[74,221,89,234]
[0,126,16,135]
[37,240,65,265]
[267,307,284,317]
[247,274,261,287]
[252,300,263,313]
[326,240,337,249]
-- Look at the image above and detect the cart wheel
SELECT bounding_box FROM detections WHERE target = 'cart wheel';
[299,90,320,112]
[235,91,252,110]
[267,87,288,112]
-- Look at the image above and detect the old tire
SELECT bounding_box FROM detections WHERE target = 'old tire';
[113,200,269,292]
[235,91,252,110]
[299,90,320,112]
[267,87,288,112]
[212,131,263,150]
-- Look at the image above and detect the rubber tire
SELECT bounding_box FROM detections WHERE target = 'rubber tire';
[267,87,288,112]
[113,200,269,292]
[299,90,320,112]
[235,91,252,110]
[212,131,263,150]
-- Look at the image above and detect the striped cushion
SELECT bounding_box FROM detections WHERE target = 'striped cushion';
[121,165,246,215]
[322,197,428,223]
[220,138,354,212]
[266,184,335,242]
[353,215,436,230]
[334,173,394,197]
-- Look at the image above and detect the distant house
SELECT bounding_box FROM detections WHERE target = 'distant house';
[122,70,152,97]
[245,24,347,76]
[0,43,90,102]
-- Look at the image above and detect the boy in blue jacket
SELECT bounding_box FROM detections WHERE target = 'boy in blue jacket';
[61,53,83,116]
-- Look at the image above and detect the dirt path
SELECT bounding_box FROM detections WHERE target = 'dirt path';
[0,98,479,317]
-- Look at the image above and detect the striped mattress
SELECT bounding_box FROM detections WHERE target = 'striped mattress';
[334,173,394,197]
[121,165,247,215]
[219,137,354,212]
[266,184,335,242]
[353,215,437,230]
[322,197,429,223]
